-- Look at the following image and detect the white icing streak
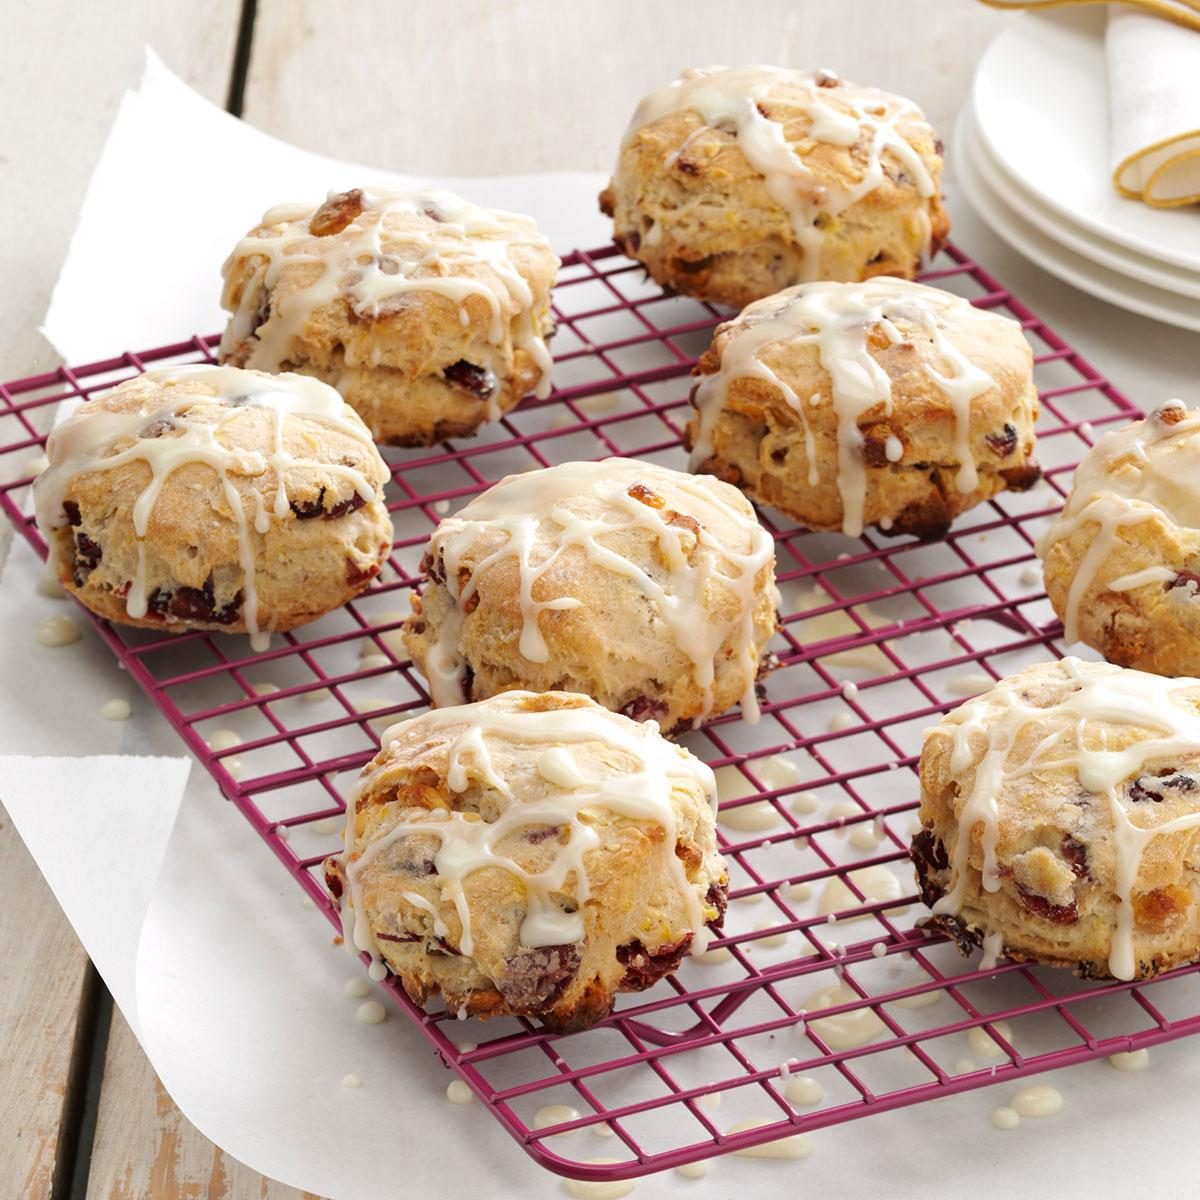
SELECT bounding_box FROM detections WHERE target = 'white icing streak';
[931,657,1200,980]
[343,694,719,971]
[221,188,555,417]
[33,365,381,650]
[424,459,775,723]
[1037,402,1200,643]
[625,65,935,277]
[690,279,999,537]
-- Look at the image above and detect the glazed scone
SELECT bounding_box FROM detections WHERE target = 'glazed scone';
[220,188,559,446]
[402,458,779,733]
[33,365,393,647]
[685,277,1041,538]
[599,65,949,307]
[913,657,1200,982]
[325,690,728,1032]
[1039,401,1200,676]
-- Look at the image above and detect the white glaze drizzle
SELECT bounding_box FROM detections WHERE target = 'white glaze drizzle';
[690,279,1000,536]
[221,188,555,419]
[423,459,776,723]
[1037,402,1200,643]
[342,694,719,971]
[33,365,382,651]
[625,65,935,277]
[931,657,1200,980]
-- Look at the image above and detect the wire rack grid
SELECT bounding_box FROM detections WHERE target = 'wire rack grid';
[1,241,1191,1183]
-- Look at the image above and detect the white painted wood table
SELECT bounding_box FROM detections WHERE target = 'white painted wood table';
[1,2,1194,1195]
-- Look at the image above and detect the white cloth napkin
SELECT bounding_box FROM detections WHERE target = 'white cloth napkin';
[1108,4,1200,205]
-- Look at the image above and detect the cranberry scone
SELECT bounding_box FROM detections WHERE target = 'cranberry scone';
[913,657,1200,982]
[685,277,1041,538]
[33,365,393,647]
[220,188,559,445]
[600,65,948,307]
[325,690,728,1032]
[402,458,779,733]
[1039,401,1200,676]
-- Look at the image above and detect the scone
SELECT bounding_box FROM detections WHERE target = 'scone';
[402,458,779,732]
[913,657,1200,982]
[220,188,559,446]
[33,364,393,648]
[685,277,1041,538]
[599,65,949,307]
[1039,401,1200,675]
[324,690,728,1032]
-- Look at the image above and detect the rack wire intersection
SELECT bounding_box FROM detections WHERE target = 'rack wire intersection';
[2,241,1187,1182]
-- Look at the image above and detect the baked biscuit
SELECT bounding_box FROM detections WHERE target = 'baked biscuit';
[1039,401,1200,675]
[402,458,779,732]
[685,277,1040,538]
[913,657,1200,982]
[220,188,559,445]
[600,65,948,307]
[325,690,728,1032]
[33,364,393,647]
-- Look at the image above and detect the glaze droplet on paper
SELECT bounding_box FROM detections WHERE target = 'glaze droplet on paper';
[36,615,81,647]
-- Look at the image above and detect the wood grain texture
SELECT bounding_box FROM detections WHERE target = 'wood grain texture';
[243,0,1009,175]
[85,1011,323,1200]
[0,815,95,1199]
[0,0,241,380]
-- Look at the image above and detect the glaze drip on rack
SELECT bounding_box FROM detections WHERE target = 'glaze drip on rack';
[1037,400,1200,642]
[932,657,1200,980]
[342,694,719,965]
[624,64,936,277]
[220,188,555,420]
[690,278,998,536]
[33,365,380,649]
[422,458,776,722]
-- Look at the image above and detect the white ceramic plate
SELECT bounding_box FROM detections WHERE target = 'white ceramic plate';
[964,103,1200,300]
[973,8,1200,272]
[954,109,1200,332]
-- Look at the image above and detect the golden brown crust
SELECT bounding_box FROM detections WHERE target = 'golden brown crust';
[44,370,393,637]
[324,691,727,1031]
[220,192,559,446]
[914,660,1200,980]
[684,282,1041,538]
[602,71,949,306]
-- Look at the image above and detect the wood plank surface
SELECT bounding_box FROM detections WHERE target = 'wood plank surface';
[0,0,242,381]
[84,1011,321,1200]
[0,816,96,1199]
[243,0,1008,175]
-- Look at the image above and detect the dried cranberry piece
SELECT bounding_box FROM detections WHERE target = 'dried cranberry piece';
[676,157,700,176]
[442,360,496,400]
[1061,834,1089,878]
[985,424,1018,458]
[147,578,241,625]
[911,829,951,909]
[290,489,327,520]
[498,943,581,1012]
[705,881,729,931]
[1015,883,1078,925]
[73,533,102,584]
[326,492,366,519]
[62,500,82,527]
[621,695,669,724]
[616,934,694,989]
[525,825,563,845]
[460,663,475,703]
[376,930,421,944]
[1130,773,1197,802]
[1168,572,1200,594]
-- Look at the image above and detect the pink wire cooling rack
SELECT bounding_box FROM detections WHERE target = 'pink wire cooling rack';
[0,241,1188,1182]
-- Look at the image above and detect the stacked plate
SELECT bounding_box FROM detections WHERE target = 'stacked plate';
[956,9,1200,331]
